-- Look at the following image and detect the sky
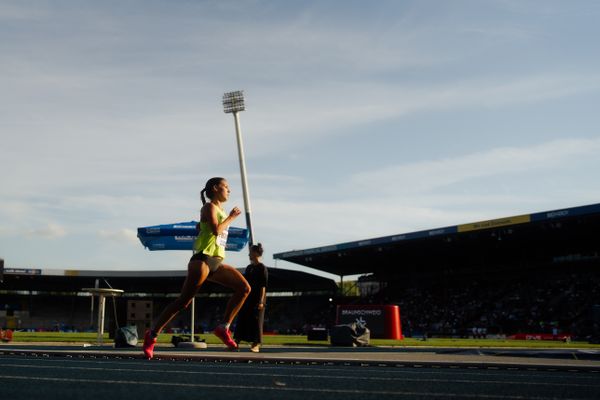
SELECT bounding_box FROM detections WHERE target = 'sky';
[1,0,600,281]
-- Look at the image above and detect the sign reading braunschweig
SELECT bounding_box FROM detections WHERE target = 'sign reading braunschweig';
[336,304,402,339]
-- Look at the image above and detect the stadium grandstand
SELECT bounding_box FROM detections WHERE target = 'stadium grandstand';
[0,266,336,336]
[275,202,600,342]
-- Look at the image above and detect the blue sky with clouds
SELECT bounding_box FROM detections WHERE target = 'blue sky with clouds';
[1,0,600,279]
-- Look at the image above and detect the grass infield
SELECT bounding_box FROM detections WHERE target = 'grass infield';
[7,331,600,349]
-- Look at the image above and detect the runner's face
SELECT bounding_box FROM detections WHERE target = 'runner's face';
[214,180,230,201]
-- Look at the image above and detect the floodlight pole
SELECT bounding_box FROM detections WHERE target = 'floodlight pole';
[233,111,254,246]
[223,91,255,246]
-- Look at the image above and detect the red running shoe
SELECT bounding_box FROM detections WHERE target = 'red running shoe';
[214,325,238,350]
[143,330,157,360]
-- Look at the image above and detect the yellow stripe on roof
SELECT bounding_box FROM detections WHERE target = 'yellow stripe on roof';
[458,214,531,233]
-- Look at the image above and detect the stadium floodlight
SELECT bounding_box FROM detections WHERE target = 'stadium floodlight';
[222,90,245,113]
[222,90,254,246]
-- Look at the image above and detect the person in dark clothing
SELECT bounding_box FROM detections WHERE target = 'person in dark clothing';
[234,243,268,352]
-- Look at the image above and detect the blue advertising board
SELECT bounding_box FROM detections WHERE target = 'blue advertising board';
[137,221,248,252]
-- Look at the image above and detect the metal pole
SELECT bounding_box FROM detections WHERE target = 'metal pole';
[98,295,105,345]
[233,111,254,245]
[91,279,98,328]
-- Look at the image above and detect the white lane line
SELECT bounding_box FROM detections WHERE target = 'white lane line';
[0,374,591,399]
[1,357,596,381]
[1,363,598,389]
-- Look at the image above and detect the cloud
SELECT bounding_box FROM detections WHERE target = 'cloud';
[24,223,67,239]
[98,228,139,244]
[231,72,600,160]
[349,137,600,195]
[3,0,599,170]
[247,137,600,252]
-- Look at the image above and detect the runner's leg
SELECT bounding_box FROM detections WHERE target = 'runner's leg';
[207,264,250,325]
[152,260,209,333]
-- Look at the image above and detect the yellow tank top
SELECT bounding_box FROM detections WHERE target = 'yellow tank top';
[193,206,228,258]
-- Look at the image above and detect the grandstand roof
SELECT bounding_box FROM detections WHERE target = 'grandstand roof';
[274,202,600,277]
[0,267,337,294]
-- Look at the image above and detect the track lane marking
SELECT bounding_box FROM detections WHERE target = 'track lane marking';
[1,362,599,389]
[0,374,593,399]
[1,357,597,381]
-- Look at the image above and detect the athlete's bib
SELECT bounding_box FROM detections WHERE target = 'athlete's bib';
[216,229,229,248]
